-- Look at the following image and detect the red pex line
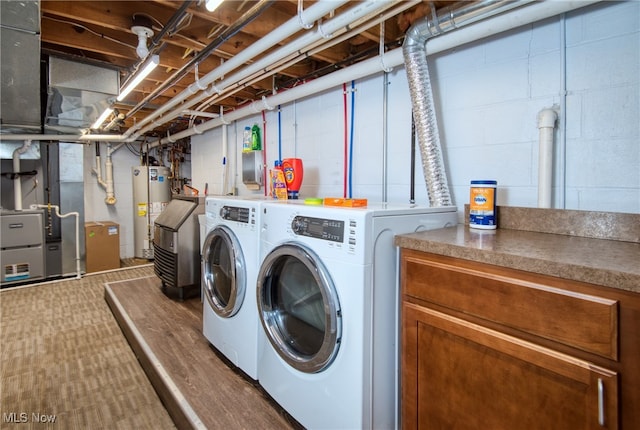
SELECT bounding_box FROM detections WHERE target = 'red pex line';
[262,110,267,196]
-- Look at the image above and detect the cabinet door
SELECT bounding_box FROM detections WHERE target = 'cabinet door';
[402,303,618,430]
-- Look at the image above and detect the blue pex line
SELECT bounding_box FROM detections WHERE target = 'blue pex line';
[348,80,355,199]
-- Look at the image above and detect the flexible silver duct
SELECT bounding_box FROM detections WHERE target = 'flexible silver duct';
[403,0,530,206]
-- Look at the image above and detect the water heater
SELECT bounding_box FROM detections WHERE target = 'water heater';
[132,166,171,259]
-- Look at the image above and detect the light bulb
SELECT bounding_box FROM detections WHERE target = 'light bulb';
[205,0,224,12]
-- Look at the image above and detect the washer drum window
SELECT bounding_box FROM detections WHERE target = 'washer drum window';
[202,226,245,318]
[257,243,342,373]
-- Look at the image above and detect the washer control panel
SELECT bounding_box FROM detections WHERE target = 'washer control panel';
[291,216,344,243]
[220,205,251,224]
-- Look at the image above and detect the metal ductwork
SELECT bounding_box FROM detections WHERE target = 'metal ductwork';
[403,0,532,206]
[0,0,41,135]
[45,57,118,134]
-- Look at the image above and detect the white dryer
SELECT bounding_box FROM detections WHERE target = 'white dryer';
[202,196,265,380]
[256,201,457,429]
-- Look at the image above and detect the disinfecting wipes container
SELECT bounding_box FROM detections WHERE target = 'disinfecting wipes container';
[469,180,497,229]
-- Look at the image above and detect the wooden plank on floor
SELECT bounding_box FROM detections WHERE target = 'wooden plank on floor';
[104,276,298,430]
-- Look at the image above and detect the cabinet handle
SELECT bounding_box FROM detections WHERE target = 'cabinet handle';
[598,378,605,426]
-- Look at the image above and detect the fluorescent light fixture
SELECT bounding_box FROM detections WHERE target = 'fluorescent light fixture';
[116,54,160,102]
[205,0,224,12]
[91,107,114,129]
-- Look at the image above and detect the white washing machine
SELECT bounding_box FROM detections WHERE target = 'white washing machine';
[202,196,266,380]
[257,201,457,429]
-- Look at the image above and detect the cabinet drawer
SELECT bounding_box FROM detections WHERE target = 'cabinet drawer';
[402,303,619,429]
[402,252,618,360]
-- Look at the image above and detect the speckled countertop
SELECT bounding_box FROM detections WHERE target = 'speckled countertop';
[395,207,640,294]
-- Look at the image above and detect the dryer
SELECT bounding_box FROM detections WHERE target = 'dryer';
[256,201,457,429]
[201,196,265,380]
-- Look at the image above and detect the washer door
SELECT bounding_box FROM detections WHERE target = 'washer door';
[202,226,245,317]
[257,243,341,373]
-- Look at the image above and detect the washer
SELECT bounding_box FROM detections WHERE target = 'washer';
[202,196,265,380]
[256,201,457,429]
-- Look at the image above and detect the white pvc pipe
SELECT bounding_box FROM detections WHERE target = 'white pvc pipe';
[12,140,32,211]
[147,0,598,148]
[0,133,136,143]
[182,110,219,119]
[92,145,117,204]
[124,0,350,138]
[537,108,558,208]
[1,0,598,146]
[93,155,107,188]
[130,0,400,140]
[196,0,419,113]
[31,204,82,280]
[104,144,117,204]
[221,106,229,195]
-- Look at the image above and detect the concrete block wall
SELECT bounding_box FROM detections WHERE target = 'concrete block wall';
[86,1,638,257]
[193,2,638,219]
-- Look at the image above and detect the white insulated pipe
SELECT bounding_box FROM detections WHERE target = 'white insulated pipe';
[149,0,598,149]
[195,0,420,113]
[12,140,32,211]
[1,0,599,147]
[130,0,400,140]
[31,204,82,280]
[124,0,351,139]
[537,107,558,208]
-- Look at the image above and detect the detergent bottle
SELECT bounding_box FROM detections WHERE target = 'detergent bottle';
[282,158,303,199]
[251,124,262,151]
[271,160,287,200]
[242,126,252,152]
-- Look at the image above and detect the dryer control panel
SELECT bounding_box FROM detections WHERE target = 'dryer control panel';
[291,216,344,243]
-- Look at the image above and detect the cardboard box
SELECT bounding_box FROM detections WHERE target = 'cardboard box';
[85,221,120,273]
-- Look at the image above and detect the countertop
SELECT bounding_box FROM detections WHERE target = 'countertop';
[395,208,640,294]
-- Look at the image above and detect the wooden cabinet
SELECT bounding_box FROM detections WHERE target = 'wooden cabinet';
[400,249,640,430]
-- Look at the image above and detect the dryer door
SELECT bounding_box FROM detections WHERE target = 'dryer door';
[257,243,341,373]
[202,226,246,317]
